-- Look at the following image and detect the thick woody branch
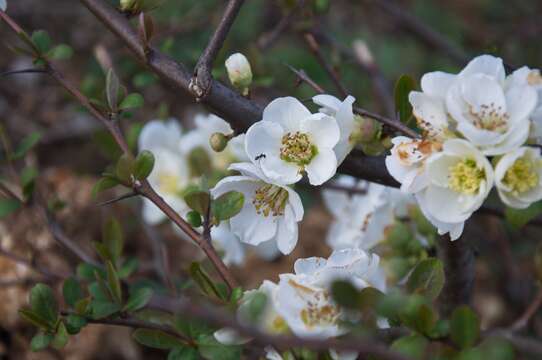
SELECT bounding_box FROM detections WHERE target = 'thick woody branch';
[191,0,245,99]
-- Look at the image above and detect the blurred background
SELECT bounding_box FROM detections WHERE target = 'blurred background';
[1,0,542,358]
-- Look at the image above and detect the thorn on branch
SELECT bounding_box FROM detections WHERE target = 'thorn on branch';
[97,191,139,207]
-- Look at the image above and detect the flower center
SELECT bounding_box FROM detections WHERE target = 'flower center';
[253,184,289,217]
[299,293,340,329]
[270,316,289,333]
[280,131,317,166]
[503,157,539,194]
[448,158,485,195]
[468,103,509,133]
[157,173,180,195]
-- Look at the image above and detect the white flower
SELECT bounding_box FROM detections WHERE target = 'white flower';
[313,94,356,164]
[246,97,340,185]
[506,66,542,143]
[180,113,241,171]
[211,222,245,266]
[275,249,385,338]
[138,120,190,224]
[0,0,7,11]
[225,53,253,94]
[385,136,440,193]
[445,55,537,155]
[323,176,395,251]
[211,162,304,255]
[494,147,542,209]
[416,139,494,240]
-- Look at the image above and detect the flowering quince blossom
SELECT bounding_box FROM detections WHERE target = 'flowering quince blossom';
[138,119,190,224]
[312,94,356,164]
[445,55,537,155]
[211,162,304,255]
[225,53,253,95]
[416,139,494,240]
[494,147,542,209]
[246,97,341,185]
[275,248,385,339]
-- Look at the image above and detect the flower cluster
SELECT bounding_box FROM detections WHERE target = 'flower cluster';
[213,95,358,255]
[386,55,542,240]
[215,248,385,359]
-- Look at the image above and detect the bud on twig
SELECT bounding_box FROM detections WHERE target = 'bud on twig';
[209,132,230,152]
[225,53,252,96]
[120,0,137,11]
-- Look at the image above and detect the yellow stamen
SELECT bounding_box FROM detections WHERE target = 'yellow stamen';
[280,131,317,166]
[448,158,485,195]
[503,157,539,194]
[252,184,289,217]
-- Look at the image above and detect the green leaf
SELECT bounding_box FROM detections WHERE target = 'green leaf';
[65,314,87,335]
[168,347,199,360]
[106,261,122,304]
[184,190,211,216]
[74,297,92,315]
[413,304,437,336]
[51,321,69,349]
[19,309,52,330]
[211,191,244,222]
[331,280,360,309]
[186,210,203,227]
[92,177,119,198]
[189,262,224,300]
[124,287,154,312]
[0,198,21,218]
[12,132,41,159]
[394,74,416,123]
[450,306,480,349]
[31,30,52,54]
[30,283,58,327]
[230,287,243,305]
[48,44,73,60]
[132,329,185,349]
[119,93,144,110]
[93,241,112,263]
[20,166,38,200]
[390,334,428,359]
[116,153,135,183]
[455,348,484,360]
[90,300,121,319]
[103,218,123,264]
[187,147,212,177]
[505,201,542,229]
[174,316,213,339]
[246,291,267,323]
[197,334,241,360]
[478,338,514,360]
[106,68,120,110]
[118,257,139,278]
[133,150,155,180]
[406,258,445,300]
[63,277,83,308]
[30,333,53,352]
[88,280,110,301]
[77,263,105,281]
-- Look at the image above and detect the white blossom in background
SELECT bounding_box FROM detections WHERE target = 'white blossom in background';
[416,139,494,240]
[211,222,246,266]
[445,55,537,155]
[506,66,542,144]
[312,94,356,164]
[494,147,542,209]
[225,53,253,95]
[138,120,190,224]
[275,249,385,339]
[0,0,7,11]
[246,97,340,186]
[385,136,440,193]
[211,162,304,255]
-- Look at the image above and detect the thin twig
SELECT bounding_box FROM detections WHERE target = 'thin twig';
[303,32,349,98]
[191,0,245,100]
[0,69,48,77]
[511,287,542,331]
[0,247,66,280]
[257,0,305,50]
[97,191,138,207]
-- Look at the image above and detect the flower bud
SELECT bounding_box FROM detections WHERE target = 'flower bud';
[210,132,229,152]
[120,0,137,11]
[225,53,252,96]
[354,115,381,143]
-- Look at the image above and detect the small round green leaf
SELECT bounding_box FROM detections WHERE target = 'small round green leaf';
[119,93,144,110]
[211,191,244,222]
[132,329,185,349]
[331,280,360,309]
[406,258,445,300]
[30,283,58,327]
[31,333,53,352]
[124,287,154,312]
[187,210,202,227]
[450,305,480,349]
[63,277,83,308]
[133,150,155,180]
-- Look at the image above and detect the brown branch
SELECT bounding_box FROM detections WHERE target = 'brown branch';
[257,0,306,51]
[303,33,349,98]
[366,0,469,65]
[191,0,245,100]
[436,234,475,316]
[0,246,66,280]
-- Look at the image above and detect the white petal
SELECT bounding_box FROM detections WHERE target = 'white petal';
[138,119,182,152]
[421,71,456,98]
[409,91,448,133]
[251,240,281,261]
[305,149,338,185]
[313,94,342,114]
[301,113,341,149]
[294,257,327,276]
[245,121,283,163]
[230,203,278,246]
[423,186,477,223]
[228,162,267,180]
[262,97,311,133]
[459,54,505,83]
[284,186,304,221]
[214,328,251,345]
[505,85,538,124]
[275,206,298,254]
[461,74,507,114]
[261,154,302,185]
